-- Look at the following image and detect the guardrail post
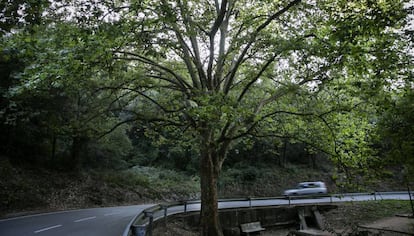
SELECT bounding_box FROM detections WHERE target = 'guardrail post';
[183,201,187,213]
[330,195,332,203]
[248,197,252,208]
[131,225,146,236]
[144,211,153,236]
[288,196,291,206]
[407,185,414,217]
[374,192,377,201]
[161,204,168,227]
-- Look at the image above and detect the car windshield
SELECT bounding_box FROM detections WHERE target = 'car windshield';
[296,183,320,189]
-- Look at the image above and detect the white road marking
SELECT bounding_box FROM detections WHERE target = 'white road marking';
[0,209,85,222]
[34,224,63,233]
[74,216,96,222]
[104,212,121,216]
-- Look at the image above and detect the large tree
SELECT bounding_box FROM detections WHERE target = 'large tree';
[15,0,410,235]
[113,1,408,234]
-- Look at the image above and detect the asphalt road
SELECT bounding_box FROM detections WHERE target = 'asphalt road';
[1,192,412,236]
[0,205,153,236]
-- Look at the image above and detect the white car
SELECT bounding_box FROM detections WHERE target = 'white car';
[283,181,327,196]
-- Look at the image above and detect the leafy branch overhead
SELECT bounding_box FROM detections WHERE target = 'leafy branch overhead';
[84,1,404,144]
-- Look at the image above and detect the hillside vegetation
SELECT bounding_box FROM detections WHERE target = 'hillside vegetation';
[0,155,403,218]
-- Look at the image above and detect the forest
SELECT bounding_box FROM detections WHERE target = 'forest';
[1,0,413,235]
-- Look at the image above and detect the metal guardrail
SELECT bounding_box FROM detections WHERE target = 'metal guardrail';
[122,191,413,236]
[122,201,191,236]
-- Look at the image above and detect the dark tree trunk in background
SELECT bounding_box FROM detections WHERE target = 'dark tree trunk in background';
[51,134,57,161]
[70,135,87,171]
[280,139,287,167]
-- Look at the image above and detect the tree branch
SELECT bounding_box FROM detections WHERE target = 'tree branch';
[113,51,192,91]
[178,0,207,90]
[214,0,233,89]
[98,85,186,114]
[237,53,279,102]
[223,0,302,94]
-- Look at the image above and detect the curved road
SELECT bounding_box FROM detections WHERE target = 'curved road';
[0,205,153,236]
[0,192,411,236]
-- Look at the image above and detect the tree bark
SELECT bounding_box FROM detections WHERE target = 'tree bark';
[199,136,224,236]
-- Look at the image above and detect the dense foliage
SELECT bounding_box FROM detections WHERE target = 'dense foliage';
[1,0,413,235]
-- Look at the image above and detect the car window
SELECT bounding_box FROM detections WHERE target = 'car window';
[308,183,318,188]
[297,182,322,189]
[297,184,306,188]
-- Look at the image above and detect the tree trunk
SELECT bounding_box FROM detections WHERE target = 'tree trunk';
[199,141,224,236]
[280,139,287,167]
[51,133,57,161]
[70,135,87,171]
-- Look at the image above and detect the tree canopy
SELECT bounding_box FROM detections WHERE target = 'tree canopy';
[1,0,412,235]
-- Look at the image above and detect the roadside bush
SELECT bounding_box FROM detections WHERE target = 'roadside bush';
[125,166,200,198]
[225,167,259,182]
[99,171,150,188]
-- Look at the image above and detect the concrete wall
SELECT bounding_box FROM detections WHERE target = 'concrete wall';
[155,204,337,235]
